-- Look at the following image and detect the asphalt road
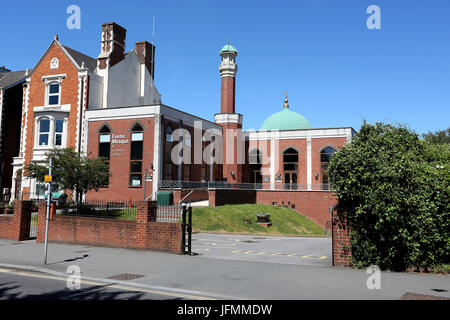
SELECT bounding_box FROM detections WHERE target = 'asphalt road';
[0,267,213,300]
[192,233,331,266]
[0,239,449,300]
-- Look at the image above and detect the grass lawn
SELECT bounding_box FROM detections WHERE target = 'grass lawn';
[192,204,325,236]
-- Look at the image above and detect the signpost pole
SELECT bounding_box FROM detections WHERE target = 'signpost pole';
[44,157,53,265]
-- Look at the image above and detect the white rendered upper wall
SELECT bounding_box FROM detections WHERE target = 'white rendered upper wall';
[88,51,161,109]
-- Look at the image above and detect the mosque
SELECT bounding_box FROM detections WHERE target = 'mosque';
[4,22,355,226]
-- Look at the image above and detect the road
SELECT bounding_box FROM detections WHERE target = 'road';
[0,267,215,300]
[192,233,331,266]
[0,238,449,300]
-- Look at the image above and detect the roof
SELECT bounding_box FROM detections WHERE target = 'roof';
[261,106,312,131]
[0,70,26,89]
[220,43,238,54]
[63,46,97,71]
[29,39,98,76]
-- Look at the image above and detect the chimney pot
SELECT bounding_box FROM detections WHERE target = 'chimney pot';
[135,41,156,79]
[98,22,127,69]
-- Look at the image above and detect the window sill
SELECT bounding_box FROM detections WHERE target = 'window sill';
[34,104,71,113]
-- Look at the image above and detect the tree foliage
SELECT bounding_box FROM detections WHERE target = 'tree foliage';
[422,127,450,145]
[24,148,110,203]
[328,122,449,271]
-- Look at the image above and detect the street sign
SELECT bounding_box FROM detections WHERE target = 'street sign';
[44,175,53,182]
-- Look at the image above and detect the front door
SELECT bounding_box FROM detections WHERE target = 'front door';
[284,172,298,190]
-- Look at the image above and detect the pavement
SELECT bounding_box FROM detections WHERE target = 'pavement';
[0,235,449,300]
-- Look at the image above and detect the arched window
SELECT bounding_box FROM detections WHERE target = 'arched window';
[98,125,111,160]
[130,123,144,187]
[38,118,50,146]
[131,123,144,132]
[98,125,111,187]
[320,146,336,190]
[283,148,298,190]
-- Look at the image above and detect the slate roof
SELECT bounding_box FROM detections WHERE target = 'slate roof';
[0,70,26,89]
[63,46,97,71]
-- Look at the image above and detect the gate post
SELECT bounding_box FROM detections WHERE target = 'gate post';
[187,206,192,255]
[331,208,352,266]
[181,204,186,254]
[13,200,32,241]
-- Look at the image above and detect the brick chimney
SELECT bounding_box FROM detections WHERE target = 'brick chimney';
[97,22,127,70]
[135,41,155,79]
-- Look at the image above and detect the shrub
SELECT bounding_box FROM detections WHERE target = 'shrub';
[328,122,449,271]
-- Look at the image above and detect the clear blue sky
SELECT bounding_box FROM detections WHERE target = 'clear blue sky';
[2,0,449,134]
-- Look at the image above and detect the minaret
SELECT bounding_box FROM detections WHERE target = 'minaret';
[219,43,237,113]
[215,43,244,183]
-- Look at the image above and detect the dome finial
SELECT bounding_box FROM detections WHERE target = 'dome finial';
[283,91,289,108]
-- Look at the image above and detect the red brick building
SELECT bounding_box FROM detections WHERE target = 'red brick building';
[9,22,355,226]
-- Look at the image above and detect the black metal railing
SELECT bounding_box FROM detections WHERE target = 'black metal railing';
[156,204,183,222]
[159,180,334,191]
[59,200,137,220]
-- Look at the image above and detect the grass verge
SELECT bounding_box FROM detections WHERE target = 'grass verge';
[192,204,324,236]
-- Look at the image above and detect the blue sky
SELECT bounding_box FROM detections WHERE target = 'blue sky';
[2,0,449,134]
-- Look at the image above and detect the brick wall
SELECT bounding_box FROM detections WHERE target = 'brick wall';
[331,210,352,266]
[256,190,337,227]
[170,188,209,204]
[85,118,155,201]
[208,189,256,206]
[0,200,32,241]
[36,201,182,254]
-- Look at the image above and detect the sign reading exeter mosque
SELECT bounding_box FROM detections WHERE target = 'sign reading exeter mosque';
[111,134,129,157]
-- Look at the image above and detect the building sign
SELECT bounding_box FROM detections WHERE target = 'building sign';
[112,134,129,145]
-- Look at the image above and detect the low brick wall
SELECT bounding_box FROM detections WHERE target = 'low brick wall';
[331,210,352,266]
[256,190,337,227]
[170,188,209,204]
[208,189,257,206]
[36,201,182,254]
[0,201,32,241]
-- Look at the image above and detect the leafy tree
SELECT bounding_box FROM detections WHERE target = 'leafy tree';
[24,148,110,204]
[422,127,450,144]
[328,121,449,271]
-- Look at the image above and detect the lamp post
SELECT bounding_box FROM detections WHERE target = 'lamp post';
[44,157,53,264]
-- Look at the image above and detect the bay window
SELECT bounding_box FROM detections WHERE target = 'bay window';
[38,118,50,146]
[36,117,66,148]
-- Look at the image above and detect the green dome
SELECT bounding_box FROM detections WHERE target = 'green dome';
[261,105,312,131]
[220,43,237,54]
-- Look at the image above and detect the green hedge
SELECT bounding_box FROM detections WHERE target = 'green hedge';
[328,122,449,271]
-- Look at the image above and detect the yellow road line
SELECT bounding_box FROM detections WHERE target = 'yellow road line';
[300,255,312,258]
[0,268,214,300]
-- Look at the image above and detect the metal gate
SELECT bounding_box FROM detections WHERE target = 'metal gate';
[181,205,192,255]
[29,211,38,239]
[28,200,40,240]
